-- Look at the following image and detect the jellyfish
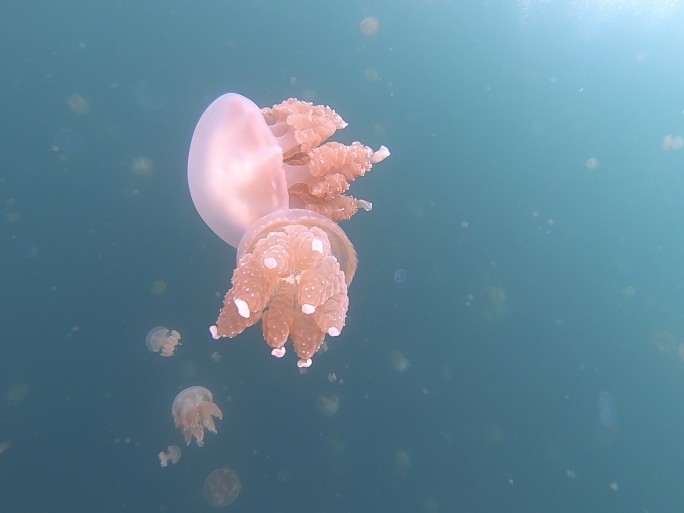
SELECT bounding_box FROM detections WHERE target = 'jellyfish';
[387,350,411,372]
[172,386,223,447]
[315,394,340,416]
[204,467,241,507]
[146,326,181,357]
[597,391,617,429]
[390,450,412,474]
[158,445,181,467]
[360,16,380,36]
[6,383,29,405]
[188,93,389,367]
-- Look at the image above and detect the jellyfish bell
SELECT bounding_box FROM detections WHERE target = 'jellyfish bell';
[188,93,288,249]
[237,209,357,283]
[150,279,168,295]
[211,209,356,368]
[146,326,181,357]
[204,467,241,507]
[172,386,223,447]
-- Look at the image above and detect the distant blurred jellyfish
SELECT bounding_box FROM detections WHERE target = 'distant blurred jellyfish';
[597,391,617,429]
[393,268,407,284]
[158,445,181,467]
[6,383,29,405]
[662,135,684,151]
[360,16,380,36]
[131,156,155,177]
[390,450,411,474]
[483,285,508,320]
[146,326,181,357]
[67,93,90,116]
[150,280,168,295]
[52,127,83,153]
[585,157,599,170]
[315,394,340,416]
[204,467,241,507]
[387,350,410,372]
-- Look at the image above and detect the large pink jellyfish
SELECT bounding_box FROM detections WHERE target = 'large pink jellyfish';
[172,386,223,447]
[188,93,389,367]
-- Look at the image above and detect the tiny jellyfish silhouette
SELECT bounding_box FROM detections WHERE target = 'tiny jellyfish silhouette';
[315,394,340,416]
[390,450,411,474]
[6,383,29,405]
[52,127,83,153]
[393,268,407,284]
[597,391,617,429]
[204,467,241,507]
[621,285,635,297]
[678,343,684,362]
[158,445,181,467]
[150,280,168,295]
[662,135,683,150]
[172,386,223,446]
[483,285,508,320]
[67,93,90,115]
[585,157,599,170]
[650,329,677,353]
[146,326,181,357]
[360,16,380,36]
[131,156,154,177]
[387,350,410,372]
[364,66,381,82]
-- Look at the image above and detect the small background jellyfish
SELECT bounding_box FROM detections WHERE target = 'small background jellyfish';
[6,383,29,405]
[315,394,340,416]
[146,326,181,357]
[172,386,223,446]
[158,445,181,467]
[597,391,617,429]
[204,467,241,507]
[360,16,380,36]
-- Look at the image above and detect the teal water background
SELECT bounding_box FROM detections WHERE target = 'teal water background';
[2,1,684,512]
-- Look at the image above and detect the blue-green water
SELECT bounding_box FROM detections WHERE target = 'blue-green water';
[2,1,684,512]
